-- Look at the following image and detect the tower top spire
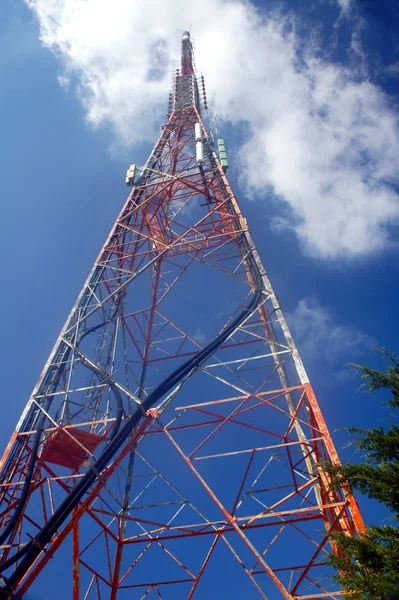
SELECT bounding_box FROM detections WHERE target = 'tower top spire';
[170,30,199,113]
[181,29,194,76]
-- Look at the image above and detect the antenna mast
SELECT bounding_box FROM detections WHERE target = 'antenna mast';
[0,31,364,600]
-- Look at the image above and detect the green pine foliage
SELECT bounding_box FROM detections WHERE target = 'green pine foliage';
[324,348,399,599]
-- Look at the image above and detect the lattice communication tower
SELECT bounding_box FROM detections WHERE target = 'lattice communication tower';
[0,31,364,600]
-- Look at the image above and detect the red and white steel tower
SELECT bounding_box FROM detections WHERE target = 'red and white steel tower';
[0,32,364,599]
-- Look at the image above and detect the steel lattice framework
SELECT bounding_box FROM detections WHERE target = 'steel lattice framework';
[0,32,364,600]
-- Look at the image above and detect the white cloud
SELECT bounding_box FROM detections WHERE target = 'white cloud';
[193,328,206,346]
[25,0,399,259]
[287,296,373,365]
[336,0,353,12]
[385,62,399,78]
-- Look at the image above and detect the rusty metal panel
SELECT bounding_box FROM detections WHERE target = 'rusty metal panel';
[41,428,102,470]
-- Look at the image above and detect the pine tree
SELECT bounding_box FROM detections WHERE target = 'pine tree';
[325,348,399,599]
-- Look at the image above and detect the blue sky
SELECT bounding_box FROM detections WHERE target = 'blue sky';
[1,0,399,591]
